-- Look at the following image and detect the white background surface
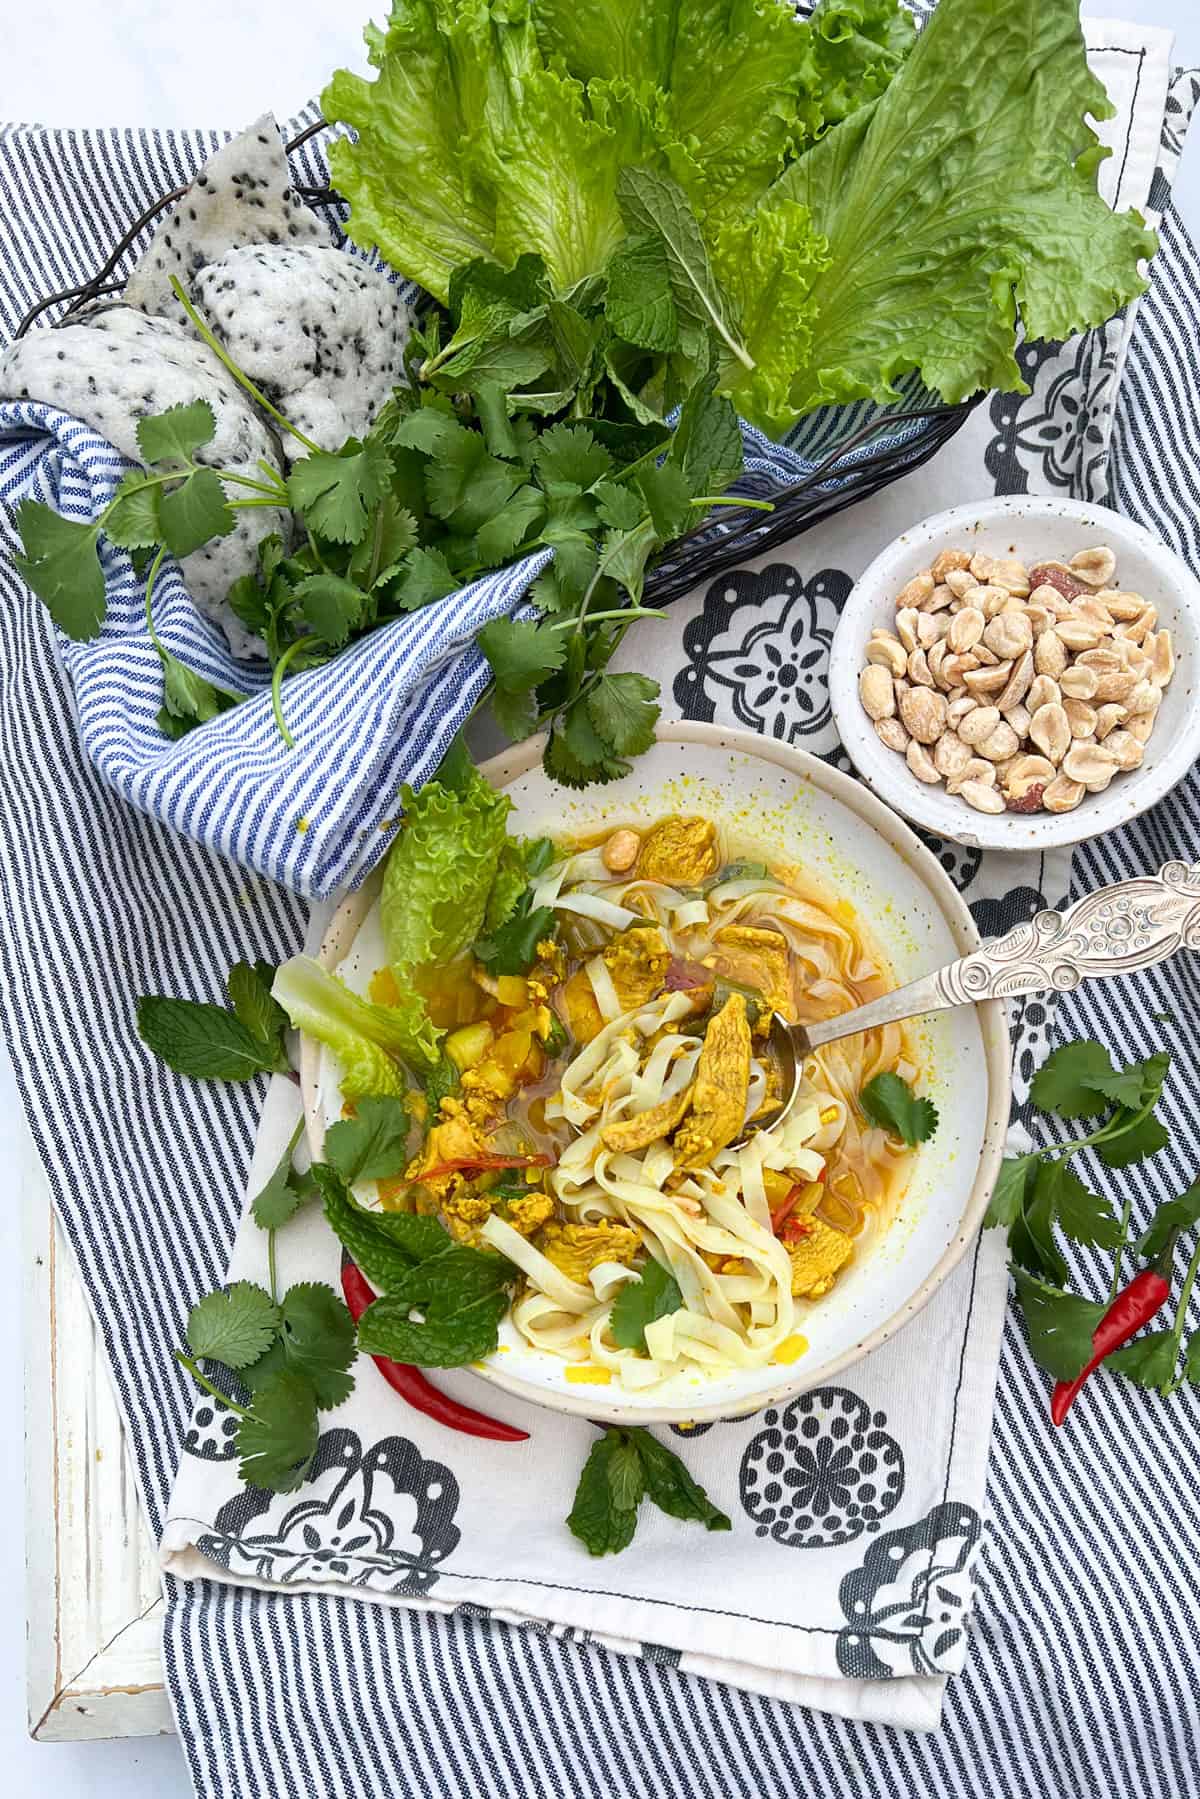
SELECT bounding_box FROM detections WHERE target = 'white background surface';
[1,4,1198,1793]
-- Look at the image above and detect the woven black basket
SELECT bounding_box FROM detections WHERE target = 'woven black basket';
[14,118,977,607]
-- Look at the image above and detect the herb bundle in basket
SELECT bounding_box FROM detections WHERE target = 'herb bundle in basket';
[3,0,1154,791]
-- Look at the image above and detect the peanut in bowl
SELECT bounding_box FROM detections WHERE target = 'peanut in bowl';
[827,497,1200,851]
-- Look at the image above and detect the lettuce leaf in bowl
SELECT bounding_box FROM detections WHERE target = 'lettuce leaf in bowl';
[768,0,1156,418]
[380,761,513,975]
[271,957,441,1097]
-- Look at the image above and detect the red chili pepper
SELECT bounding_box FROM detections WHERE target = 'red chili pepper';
[1050,1235,1176,1426]
[419,1151,554,1181]
[769,1167,826,1236]
[341,1261,529,1443]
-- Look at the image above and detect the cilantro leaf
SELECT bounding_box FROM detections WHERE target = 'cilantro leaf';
[568,1431,641,1556]
[157,649,234,736]
[137,399,216,467]
[1104,1329,1179,1394]
[586,673,660,758]
[1096,1110,1171,1169]
[158,467,234,558]
[610,1260,682,1354]
[478,617,567,692]
[11,501,105,640]
[543,711,629,789]
[348,497,419,588]
[136,993,289,1081]
[324,1096,413,1185]
[535,423,613,494]
[474,487,546,566]
[1011,1270,1106,1381]
[593,480,644,532]
[424,434,524,532]
[1051,1162,1122,1249]
[984,1153,1038,1231]
[473,892,558,976]
[1011,1160,1069,1284]
[236,1369,320,1493]
[279,1282,357,1409]
[859,1072,938,1146]
[635,462,693,541]
[186,1281,280,1369]
[393,546,459,610]
[1136,1178,1200,1260]
[251,1151,316,1232]
[632,1429,731,1533]
[104,473,164,550]
[287,440,392,545]
[1029,1040,1117,1117]
[295,572,367,647]
[492,685,540,743]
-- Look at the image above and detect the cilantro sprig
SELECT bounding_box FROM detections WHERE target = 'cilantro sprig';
[859,1072,938,1147]
[13,205,762,787]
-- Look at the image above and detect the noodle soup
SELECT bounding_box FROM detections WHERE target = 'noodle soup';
[404,813,921,1394]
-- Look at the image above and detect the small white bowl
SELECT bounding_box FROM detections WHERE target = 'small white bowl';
[303,724,1010,1425]
[828,495,1200,850]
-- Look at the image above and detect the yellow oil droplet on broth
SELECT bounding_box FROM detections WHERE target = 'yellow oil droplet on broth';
[369,965,401,1007]
[565,1364,612,1385]
[773,1334,809,1365]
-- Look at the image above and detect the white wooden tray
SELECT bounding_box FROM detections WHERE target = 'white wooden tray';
[22,1131,170,1741]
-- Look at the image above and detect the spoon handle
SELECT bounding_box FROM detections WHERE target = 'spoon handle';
[804,859,1200,1048]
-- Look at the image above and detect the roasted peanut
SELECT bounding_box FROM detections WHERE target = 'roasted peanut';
[1069,546,1117,588]
[897,573,935,611]
[977,721,1021,763]
[874,717,910,753]
[1150,630,1175,687]
[898,686,947,744]
[934,733,973,778]
[1029,702,1070,765]
[1042,774,1085,814]
[1059,664,1099,701]
[859,665,896,720]
[906,741,941,784]
[931,548,973,582]
[957,705,1001,747]
[969,552,996,583]
[1003,703,1033,739]
[1035,630,1068,678]
[946,757,997,795]
[907,648,935,688]
[1062,741,1117,791]
[1094,704,1127,740]
[948,607,985,653]
[1063,697,1098,739]
[995,650,1034,713]
[990,557,1031,597]
[603,829,640,873]
[959,779,1007,814]
[866,634,908,678]
[1104,730,1145,771]
[963,661,1015,695]
[1027,674,1061,713]
[1056,618,1106,653]
[983,612,1033,660]
[945,567,979,599]
[895,607,921,653]
[1005,754,1056,800]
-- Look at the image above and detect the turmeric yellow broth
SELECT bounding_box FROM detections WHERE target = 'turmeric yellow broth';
[377,815,920,1389]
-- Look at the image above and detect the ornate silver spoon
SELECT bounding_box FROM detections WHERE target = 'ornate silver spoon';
[738,857,1200,1146]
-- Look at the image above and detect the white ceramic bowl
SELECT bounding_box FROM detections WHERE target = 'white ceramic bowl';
[828,495,1200,851]
[303,724,1010,1424]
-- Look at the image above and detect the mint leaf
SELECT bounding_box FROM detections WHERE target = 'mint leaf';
[227,960,288,1059]
[355,1247,515,1366]
[1012,1269,1106,1381]
[287,440,392,545]
[11,501,105,640]
[616,167,747,369]
[610,1259,682,1353]
[633,1429,731,1533]
[605,234,680,351]
[668,375,743,497]
[158,467,234,558]
[236,1369,320,1493]
[317,1164,453,1289]
[606,1437,646,1512]
[859,1072,938,1146]
[137,399,216,467]
[568,1430,640,1556]
[586,673,660,757]
[279,1282,357,1409]
[186,1281,280,1369]
[324,1096,413,1184]
[136,993,287,1081]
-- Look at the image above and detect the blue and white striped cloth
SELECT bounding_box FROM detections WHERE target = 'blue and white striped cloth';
[4,23,1200,1799]
[0,124,937,899]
